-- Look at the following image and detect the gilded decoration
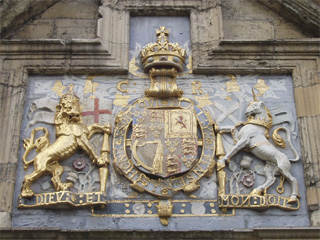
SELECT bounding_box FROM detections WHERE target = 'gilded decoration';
[19,86,112,208]
[113,27,216,224]
[217,90,301,210]
[17,25,303,227]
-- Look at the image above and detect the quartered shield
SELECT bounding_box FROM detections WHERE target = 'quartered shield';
[131,108,198,178]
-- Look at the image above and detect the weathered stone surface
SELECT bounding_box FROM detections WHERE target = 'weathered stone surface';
[274,19,309,39]
[311,210,320,226]
[258,0,320,37]
[10,20,54,39]
[307,187,320,211]
[0,0,319,232]
[0,0,59,39]
[0,212,11,228]
[223,20,274,40]
[40,0,99,19]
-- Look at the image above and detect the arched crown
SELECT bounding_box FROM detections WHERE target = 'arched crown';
[140,26,186,72]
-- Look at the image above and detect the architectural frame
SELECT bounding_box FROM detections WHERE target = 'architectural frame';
[0,0,319,230]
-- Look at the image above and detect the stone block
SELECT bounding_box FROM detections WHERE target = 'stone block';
[0,164,8,180]
[41,0,99,19]
[12,20,54,39]
[55,27,96,40]
[223,20,274,40]
[6,163,17,181]
[310,209,320,226]
[275,19,311,39]
[221,0,280,20]
[0,212,11,228]
[307,187,320,211]
[0,181,14,212]
[55,19,96,29]
[294,84,320,117]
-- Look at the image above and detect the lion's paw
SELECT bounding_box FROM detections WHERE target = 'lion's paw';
[21,188,34,198]
[60,183,73,191]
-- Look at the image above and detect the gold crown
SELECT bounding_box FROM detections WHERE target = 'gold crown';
[140,26,186,72]
[60,84,80,104]
[246,112,272,130]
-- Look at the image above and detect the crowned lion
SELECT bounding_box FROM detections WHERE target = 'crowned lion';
[21,86,111,198]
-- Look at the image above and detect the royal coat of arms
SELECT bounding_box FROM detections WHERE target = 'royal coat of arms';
[132,108,198,178]
[112,27,216,224]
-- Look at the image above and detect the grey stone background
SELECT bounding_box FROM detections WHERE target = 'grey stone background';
[12,73,309,230]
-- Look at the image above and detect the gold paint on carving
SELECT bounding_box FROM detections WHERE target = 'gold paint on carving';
[226,75,240,92]
[52,80,66,97]
[140,26,186,73]
[186,56,193,73]
[84,75,99,98]
[219,194,299,210]
[192,81,204,95]
[272,127,287,148]
[129,57,149,78]
[254,78,270,96]
[195,94,213,108]
[99,167,108,192]
[145,68,183,98]
[276,175,286,194]
[156,200,173,226]
[117,80,129,93]
[114,93,130,107]
[132,139,164,174]
[245,89,272,134]
[21,86,112,199]
[91,200,235,218]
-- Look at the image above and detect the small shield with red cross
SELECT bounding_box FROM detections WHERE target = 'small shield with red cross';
[82,98,112,124]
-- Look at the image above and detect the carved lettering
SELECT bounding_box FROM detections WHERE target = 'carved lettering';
[192,81,204,95]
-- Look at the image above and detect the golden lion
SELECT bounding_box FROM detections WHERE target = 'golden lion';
[21,89,111,198]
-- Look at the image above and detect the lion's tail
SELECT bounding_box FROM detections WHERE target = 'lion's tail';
[272,127,300,162]
[22,127,50,169]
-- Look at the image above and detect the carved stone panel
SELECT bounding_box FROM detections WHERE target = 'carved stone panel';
[12,21,309,230]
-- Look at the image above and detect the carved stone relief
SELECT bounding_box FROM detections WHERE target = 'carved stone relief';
[13,24,309,230]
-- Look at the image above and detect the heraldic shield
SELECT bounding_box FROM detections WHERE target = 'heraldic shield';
[113,97,216,198]
[131,108,198,178]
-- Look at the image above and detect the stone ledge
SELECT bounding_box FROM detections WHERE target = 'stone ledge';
[0,227,319,239]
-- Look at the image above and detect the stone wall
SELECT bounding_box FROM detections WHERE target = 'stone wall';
[3,0,99,40]
[0,0,319,236]
[221,0,313,39]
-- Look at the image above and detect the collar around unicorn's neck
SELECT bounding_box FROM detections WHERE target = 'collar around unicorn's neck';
[244,106,273,130]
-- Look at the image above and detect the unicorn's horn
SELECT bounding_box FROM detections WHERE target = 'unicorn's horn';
[252,88,258,101]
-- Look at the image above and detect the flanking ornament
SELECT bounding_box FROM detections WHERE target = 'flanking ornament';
[217,90,300,210]
[19,86,112,208]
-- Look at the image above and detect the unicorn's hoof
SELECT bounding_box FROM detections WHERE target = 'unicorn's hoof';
[287,195,298,203]
[249,189,262,196]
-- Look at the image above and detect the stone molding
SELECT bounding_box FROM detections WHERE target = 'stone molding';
[0,227,320,239]
[0,0,319,228]
[258,0,320,37]
[0,0,59,38]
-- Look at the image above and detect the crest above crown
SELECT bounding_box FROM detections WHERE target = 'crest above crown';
[140,26,186,72]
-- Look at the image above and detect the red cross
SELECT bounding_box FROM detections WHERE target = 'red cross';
[82,98,112,123]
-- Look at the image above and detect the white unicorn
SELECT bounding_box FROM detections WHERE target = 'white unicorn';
[218,90,300,203]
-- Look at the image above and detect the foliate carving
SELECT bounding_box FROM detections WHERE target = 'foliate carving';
[217,90,301,210]
[19,86,112,208]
